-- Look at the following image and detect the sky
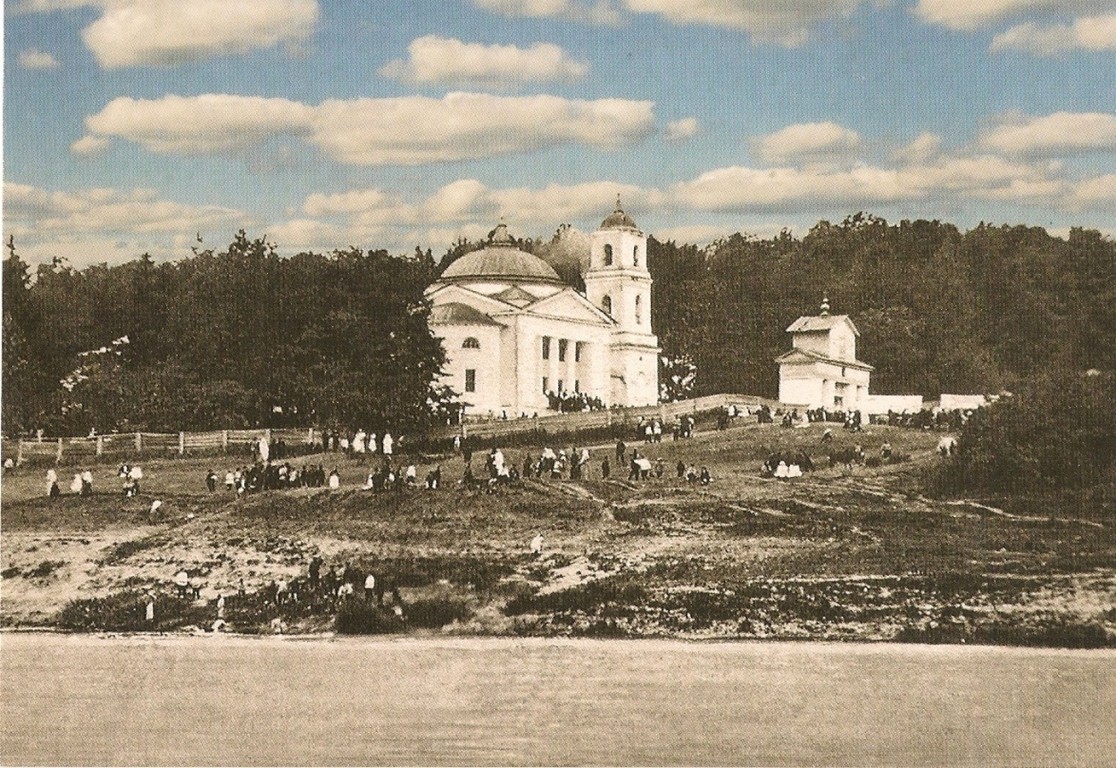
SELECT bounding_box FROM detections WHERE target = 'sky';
[4,0,1115,267]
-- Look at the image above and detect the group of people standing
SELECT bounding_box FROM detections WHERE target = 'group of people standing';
[318,429,396,457]
[45,467,94,498]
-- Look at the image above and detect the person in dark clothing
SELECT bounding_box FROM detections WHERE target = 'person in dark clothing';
[601,457,610,479]
[206,470,217,492]
[676,460,686,478]
[615,441,626,464]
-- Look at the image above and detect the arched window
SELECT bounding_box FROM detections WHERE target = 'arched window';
[635,294,642,325]
[462,337,480,349]
[633,245,639,267]
[602,295,612,316]
[603,244,613,266]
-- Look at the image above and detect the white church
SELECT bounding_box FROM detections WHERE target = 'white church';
[426,201,660,417]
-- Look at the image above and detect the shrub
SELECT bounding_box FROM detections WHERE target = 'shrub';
[56,589,208,632]
[334,597,406,634]
[405,596,471,628]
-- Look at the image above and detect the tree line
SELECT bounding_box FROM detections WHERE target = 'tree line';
[648,213,1116,399]
[3,233,449,435]
[4,213,1114,436]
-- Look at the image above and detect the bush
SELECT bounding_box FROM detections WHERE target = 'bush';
[405,596,471,628]
[56,589,208,632]
[334,597,405,634]
[943,371,1116,494]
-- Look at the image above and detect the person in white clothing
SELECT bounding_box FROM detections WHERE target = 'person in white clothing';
[353,430,366,453]
[328,469,341,489]
[530,534,544,555]
[382,433,393,456]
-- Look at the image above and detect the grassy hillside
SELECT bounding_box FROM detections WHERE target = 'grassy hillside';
[3,419,1113,646]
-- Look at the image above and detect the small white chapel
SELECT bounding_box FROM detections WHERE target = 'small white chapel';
[425,201,660,416]
[776,297,873,410]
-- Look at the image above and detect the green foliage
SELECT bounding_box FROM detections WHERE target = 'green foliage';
[4,233,449,434]
[945,371,1116,493]
[56,590,209,632]
[334,597,406,634]
[649,216,1115,398]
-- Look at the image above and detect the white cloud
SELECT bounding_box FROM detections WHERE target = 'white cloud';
[70,135,110,156]
[472,0,623,24]
[474,0,864,42]
[4,182,249,264]
[665,117,700,141]
[1074,173,1116,205]
[303,189,392,217]
[81,92,656,166]
[979,111,1116,154]
[18,48,60,69]
[892,132,943,163]
[76,0,319,68]
[380,36,587,86]
[81,94,314,153]
[913,0,1116,31]
[990,13,1116,53]
[755,121,862,163]
[625,0,862,44]
[671,152,1063,212]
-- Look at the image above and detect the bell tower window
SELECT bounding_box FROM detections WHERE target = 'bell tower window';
[633,245,639,267]
[635,294,642,325]
[603,244,613,266]
[602,295,612,316]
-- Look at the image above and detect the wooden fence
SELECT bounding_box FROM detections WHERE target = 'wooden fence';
[4,428,317,464]
[2,394,771,464]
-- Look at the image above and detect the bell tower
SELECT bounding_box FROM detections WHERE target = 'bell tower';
[584,197,659,405]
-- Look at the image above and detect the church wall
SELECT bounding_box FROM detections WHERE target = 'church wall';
[779,360,871,410]
[434,323,505,417]
[828,324,857,361]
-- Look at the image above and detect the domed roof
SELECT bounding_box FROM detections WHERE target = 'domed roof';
[600,196,639,231]
[439,222,562,284]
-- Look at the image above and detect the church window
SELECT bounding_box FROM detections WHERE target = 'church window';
[633,245,639,267]
[574,380,580,393]
[575,342,583,362]
[558,379,564,393]
[558,339,568,362]
[542,377,549,393]
[635,294,643,325]
[602,295,612,316]
[465,369,476,393]
[462,337,480,349]
[604,244,613,266]
[542,336,551,360]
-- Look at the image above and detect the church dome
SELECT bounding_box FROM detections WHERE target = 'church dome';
[439,222,562,284]
[600,197,639,231]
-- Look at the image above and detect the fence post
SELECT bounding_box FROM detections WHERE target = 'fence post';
[17,440,24,465]
[307,427,314,445]
[56,438,64,463]
[179,432,185,455]
[96,435,104,456]
[135,432,142,452]
[222,430,229,452]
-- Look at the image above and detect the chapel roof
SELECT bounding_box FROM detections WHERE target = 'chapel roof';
[774,348,874,371]
[785,315,858,335]
[438,222,562,285]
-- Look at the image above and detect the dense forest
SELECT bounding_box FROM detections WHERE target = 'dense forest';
[648,214,1116,399]
[2,233,449,435]
[3,213,1114,435]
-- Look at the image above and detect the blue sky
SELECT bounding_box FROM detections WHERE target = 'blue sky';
[5,0,1115,266]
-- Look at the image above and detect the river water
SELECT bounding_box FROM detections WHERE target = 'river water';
[1,634,1113,766]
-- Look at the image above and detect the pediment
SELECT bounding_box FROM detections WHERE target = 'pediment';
[518,288,613,325]
[426,283,512,314]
